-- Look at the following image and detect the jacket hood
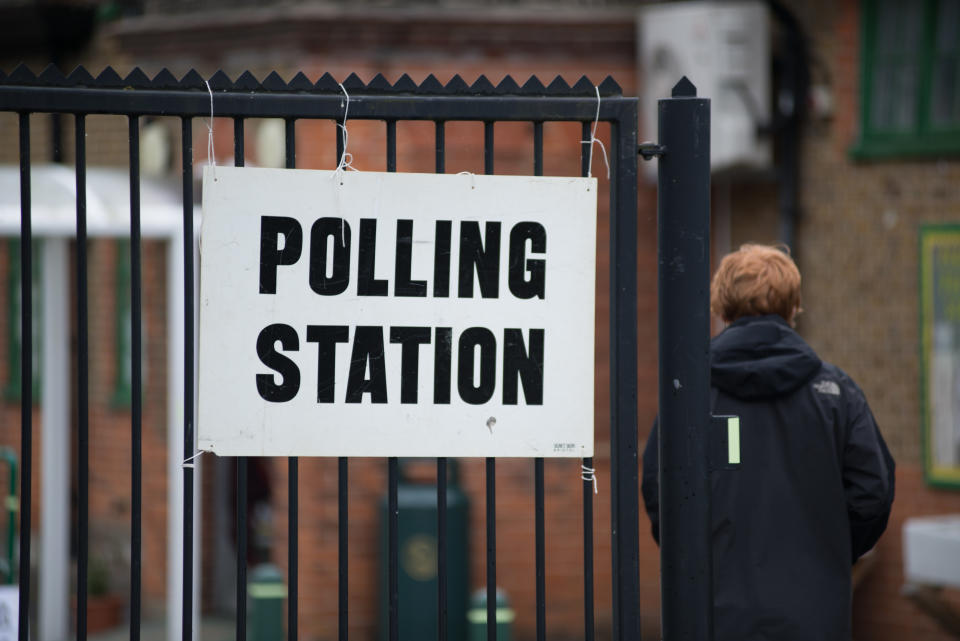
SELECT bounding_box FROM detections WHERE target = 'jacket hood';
[711,315,822,400]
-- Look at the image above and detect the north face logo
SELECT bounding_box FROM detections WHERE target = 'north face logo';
[813,380,841,396]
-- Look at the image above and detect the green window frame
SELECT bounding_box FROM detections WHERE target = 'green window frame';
[854,0,960,158]
[112,239,140,407]
[111,239,147,407]
[4,238,42,403]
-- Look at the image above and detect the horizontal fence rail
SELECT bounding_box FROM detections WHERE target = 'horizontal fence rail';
[0,65,640,641]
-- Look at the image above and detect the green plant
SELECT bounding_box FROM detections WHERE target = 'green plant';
[87,557,110,597]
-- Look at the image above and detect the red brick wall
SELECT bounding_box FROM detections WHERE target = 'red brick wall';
[7,1,959,638]
[0,235,170,607]
[742,1,960,639]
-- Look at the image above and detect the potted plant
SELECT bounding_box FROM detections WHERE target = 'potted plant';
[75,554,125,633]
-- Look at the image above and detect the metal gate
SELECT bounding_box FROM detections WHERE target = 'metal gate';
[0,65,713,641]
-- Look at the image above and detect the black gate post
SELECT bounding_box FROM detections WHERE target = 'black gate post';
[657,77,712,641]
[610,99,641,641]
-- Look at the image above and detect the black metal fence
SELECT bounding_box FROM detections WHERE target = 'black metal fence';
[0,65,654,641]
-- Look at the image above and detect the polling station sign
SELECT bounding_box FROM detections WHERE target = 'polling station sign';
[197,166,596,457]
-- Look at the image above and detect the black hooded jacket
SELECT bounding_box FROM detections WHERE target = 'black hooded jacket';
[642,315,895,641]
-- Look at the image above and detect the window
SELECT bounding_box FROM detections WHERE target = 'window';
[856,0,960,157]
[111,239,145,407]
[4,238,42,402]
[920,225,960,487]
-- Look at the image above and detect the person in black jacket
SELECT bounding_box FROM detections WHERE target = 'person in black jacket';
[642,243,895,641]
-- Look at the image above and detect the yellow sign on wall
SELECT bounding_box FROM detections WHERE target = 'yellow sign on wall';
[920,225,960,487]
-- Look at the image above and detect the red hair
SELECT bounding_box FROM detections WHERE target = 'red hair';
[711,244,801,323]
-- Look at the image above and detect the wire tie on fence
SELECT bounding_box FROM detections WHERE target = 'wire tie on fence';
[182,450,205,469]
[580,86,610,180]
[204,80,217,178]
[581,464,598,495]
[331,81,358,245]
[457,170,476,189]
[332,82,358,182]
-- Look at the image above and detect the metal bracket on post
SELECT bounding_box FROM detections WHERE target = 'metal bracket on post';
[657,75,712,641]
[638,142,666,160]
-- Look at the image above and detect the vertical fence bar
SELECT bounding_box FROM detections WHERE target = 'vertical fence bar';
[75,113,90,641]
[435,119,448,641]
[437,457,448,641]
[435,120,445,175]
[233,117,249,641]
[181,116,196,641]
[483,119,496,641]
[336,114,344,169]
[582,454,595,641]
[388,457,399,641]
[657,79,712,641]
[485,458,496,641]
[610,104,641,641]
[285,117,299,641]
[534,457,545,641]
[17,112,32,641]
[386,120,399,641]
[335,111,349,641]
[484,121,494,176]
[386,120,396,172]
[532,119,546,641]
[386,121,399,641]
[129,114,144,641]
[236,456,248,639]
[579,120,596,641]
[338,456,348,641]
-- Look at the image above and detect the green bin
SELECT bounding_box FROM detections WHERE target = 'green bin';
[380,460,470,641]
[247,563,286,641]
[467,588,514,641]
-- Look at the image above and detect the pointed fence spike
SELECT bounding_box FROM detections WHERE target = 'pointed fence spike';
[315,72,340,92]
[444,74,469,94]
[342,72,365,91]
[672,76,696,97]
[9,64,38,84]
[572,76,595,95]
[96,66,124,87]
[417,74,444,94]
[470,75,496,95]
[234,70,261,90]
[392,73,417,93]
[180,69,206,89]
[38,64,67,85]
[207,70,233,91]
[495,75,521,95]
[124,67,152,88]
[262,71,289,91]
[66,66,95,86]
[152,68,179,88]
[288,72,314,91]
[367,73,392,91]
[520,76,546,95]
[546,76,571,95]
[598,75,623,96]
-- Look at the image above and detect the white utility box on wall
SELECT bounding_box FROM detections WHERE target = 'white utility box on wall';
[904,515,960,588]
[639,0,771,176]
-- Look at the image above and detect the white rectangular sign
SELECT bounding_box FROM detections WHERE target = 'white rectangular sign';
[0,586,17,641]
[198,167,596,457]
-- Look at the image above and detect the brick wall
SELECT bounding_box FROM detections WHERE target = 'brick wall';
[0,235,171,609]
[728,1,960,639]
[2,9,655,639]
[7,0,959,638]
